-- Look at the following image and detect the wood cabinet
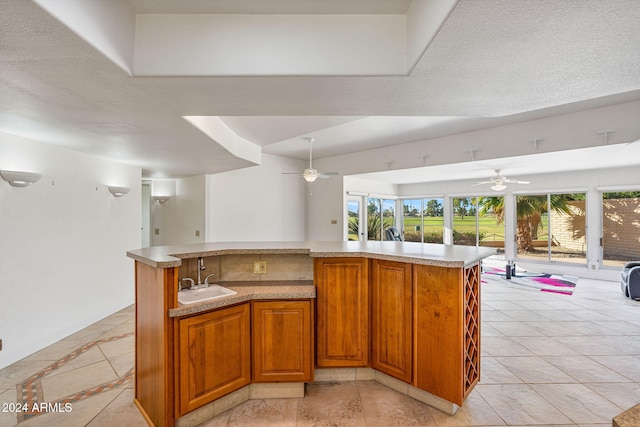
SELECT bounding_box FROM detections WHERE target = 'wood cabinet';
[133,246,487,425]
[412,263,481,406]
[370,259,412,383]
[252,300,313,382]
[134,262,178,427]
[177,303,251,416]
[315,257,369,367]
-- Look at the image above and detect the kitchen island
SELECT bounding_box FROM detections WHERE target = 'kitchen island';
[127,241,494,427]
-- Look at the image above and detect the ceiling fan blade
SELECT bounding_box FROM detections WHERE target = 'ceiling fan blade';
[282,172,302,175]
[474,169,532,189]
[318,171,339,179]
[504,178,530,184]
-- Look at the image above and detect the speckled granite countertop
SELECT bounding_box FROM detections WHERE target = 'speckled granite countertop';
[168,281,315,317]
[613,403,640,427]
[128,241,495,269]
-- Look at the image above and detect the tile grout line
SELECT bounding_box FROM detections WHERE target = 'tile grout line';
[15,332,134,423]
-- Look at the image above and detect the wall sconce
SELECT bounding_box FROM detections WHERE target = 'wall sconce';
[0,170,42,187]
[153,195,170,203]
[108,186,130,197]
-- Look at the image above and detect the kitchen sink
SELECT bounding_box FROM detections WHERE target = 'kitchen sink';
[178,285,237,305]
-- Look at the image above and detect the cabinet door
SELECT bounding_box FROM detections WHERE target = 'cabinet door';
[371,260,412,382]
[315,257,369,367]
[177,303,250,415]
[252,300,313,382]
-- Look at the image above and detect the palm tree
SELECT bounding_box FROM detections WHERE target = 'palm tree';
[479,195,575,252]
[515,195,546,251]
[479,196,505,222]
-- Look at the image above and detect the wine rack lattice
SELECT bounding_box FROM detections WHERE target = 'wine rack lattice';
[463,263,480,396]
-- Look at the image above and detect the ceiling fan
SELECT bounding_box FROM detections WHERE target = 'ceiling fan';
[473,170,530,191]
[283,137,339,182]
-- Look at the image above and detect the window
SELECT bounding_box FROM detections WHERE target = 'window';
[516,193,586,263]
[602,191,640,267]
[403,199,422,242]
[382,199,395,234]
[367,198,382,240]
[347,199,361,241]
[367,197,396,241]
[423,198,444,243]
[452,196,505,253]
[401,198,444,243]
[452,197,478,246]
[478,196,505,253]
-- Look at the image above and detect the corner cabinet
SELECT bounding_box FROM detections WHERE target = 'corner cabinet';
[370,259,413,383]
[315,257,369,367]
[252,300,313,382]
[413,263,481,406]
[176,303,251,416]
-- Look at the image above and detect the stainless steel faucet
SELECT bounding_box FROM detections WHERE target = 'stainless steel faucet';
[179,257,216,291]
[190,257,216,290]
[197,257,205,285]
[180,278,195,291]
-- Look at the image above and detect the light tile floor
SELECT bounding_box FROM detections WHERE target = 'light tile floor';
[1,274,638,426]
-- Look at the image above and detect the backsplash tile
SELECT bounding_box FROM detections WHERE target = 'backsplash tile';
[220,254,258,281]
[179,254,313,283]
[261,254,313,281]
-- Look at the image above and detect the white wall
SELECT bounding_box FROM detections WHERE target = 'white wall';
[206,153,306,242]
[134,14,406,76]
[0,133,140,369]
[150,176,206,246]
[176,175,206,244]
[305,177,344,241]
[150,180,176,246]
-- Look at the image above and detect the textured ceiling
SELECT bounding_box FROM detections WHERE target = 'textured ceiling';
[1,0,639,180]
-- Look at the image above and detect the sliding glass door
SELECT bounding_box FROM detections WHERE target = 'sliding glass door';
[478,196,505,253]
[602,191,640,267]
[452,196,505,253]
[516,193,586,263]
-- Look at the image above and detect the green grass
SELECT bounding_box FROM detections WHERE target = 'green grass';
[452,216,504,241]
[349,215,508,242]
[404,216,506,241]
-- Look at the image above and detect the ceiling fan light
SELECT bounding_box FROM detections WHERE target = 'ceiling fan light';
[303,168,318,183]
[491,183,507,191]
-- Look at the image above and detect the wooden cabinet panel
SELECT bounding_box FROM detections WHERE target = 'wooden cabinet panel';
[315,258,369,367]
[413,264,464,405]
[252,300,313,382]
[371,259,412,382]
[177,303,250,416]
[135,262,177,427]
